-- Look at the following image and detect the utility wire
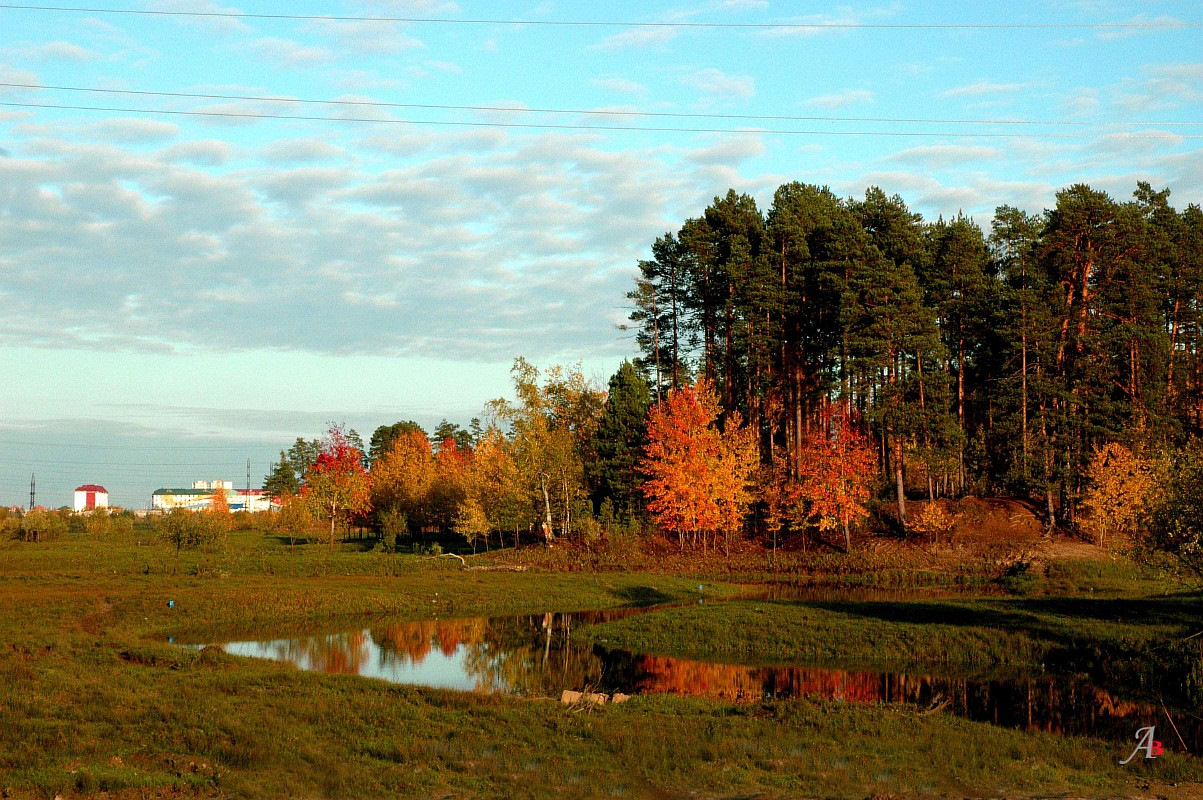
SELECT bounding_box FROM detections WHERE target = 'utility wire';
[3,83,1198,129]
[2,100,1198,139]
[0,5,1198,29]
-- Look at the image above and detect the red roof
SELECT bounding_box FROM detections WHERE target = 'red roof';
[75,484,108,493]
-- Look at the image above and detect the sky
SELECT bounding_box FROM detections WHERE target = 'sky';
[1,0,1200,508]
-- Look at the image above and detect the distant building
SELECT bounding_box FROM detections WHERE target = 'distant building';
[151,479,272,513]
[73,484,110,513]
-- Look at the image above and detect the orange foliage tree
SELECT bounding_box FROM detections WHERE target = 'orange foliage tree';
[763,405,877,551]
[429,438,471,534]
[369,429,435,534]
[303,424,371,545]
[640,379,758,553]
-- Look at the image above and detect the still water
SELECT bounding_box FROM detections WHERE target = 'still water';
[181,597,1200,752]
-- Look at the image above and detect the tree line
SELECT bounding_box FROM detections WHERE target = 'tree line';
[627,180,1203,530]
[223,178,1203,575]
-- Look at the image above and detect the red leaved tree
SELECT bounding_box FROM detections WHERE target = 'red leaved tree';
[641,379,758,553]
[795,404,877,550]
[303,424,371,546]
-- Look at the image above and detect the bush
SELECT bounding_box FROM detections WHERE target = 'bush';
[273,496,321,545]
[377,508,408,552]
[18,509,68,542]
[156,509,228,554]
[1144,440,1203,578]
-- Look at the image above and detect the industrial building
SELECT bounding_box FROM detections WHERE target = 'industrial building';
[151,480,272,513]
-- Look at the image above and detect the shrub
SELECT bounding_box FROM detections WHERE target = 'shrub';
[156,509,228,554]
[909,502,956,544]
[19,509,68,542]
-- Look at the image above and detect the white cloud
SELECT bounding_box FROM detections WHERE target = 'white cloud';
[308,19,425,55]
[82,118,181,143]
[590,77,649,96]
[7,41,100,62]
[805,89,874,109]
[888,145,1003,169]
[250,38,334,69]
[592,27,678,51]
[761,4,902,38]
[938,82,1035,99]
[681,68,756,100]
[687,136,766,166]
[262,139,348,164]
[145,0,250,33]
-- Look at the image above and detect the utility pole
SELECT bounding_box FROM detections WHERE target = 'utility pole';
[29,473,35,511]
[246,458,251,511]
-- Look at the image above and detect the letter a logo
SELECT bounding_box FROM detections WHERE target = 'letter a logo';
[1120,726,1161,764]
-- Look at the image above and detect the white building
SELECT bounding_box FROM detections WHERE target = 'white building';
[73,484,110,512]
[151,480,272,512]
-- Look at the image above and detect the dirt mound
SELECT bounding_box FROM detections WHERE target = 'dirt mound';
[947,496,1047,544]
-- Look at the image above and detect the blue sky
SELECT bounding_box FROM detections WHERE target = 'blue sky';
[1,0,1200,508]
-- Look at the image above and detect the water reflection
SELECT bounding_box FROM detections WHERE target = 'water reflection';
[194,606,1199,752]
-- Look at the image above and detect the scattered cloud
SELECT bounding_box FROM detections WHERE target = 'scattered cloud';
[761,4,902,38]
[804,89,874,110]
[250,38,334,69]
[592,27,678,51]
[590,77,649,96]
[7,41,100,62]
[145,0,249,33]
[938,82,1035,99]
[1062,87,1100,117]
[888,145,1003,169]
[82,118,181,144]
[308,19,425,55]
[687,136,766,166]
[262,139,348,164]
[1098,14,1186,41]
[681,68,755,100]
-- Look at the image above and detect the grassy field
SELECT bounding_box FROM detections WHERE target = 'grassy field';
[1,525,1200,799]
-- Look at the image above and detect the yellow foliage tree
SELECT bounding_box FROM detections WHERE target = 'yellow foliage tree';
[910,502,956,546]
[369,430,435,533]
[1079,441,1162,546]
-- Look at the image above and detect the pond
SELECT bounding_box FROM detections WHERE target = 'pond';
[178,595,1201,753]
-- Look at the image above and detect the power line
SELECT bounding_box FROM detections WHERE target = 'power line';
[0,5,1198,29]
[2,100,1198,139]
[3,82,1198,129]
[0,438,281,451]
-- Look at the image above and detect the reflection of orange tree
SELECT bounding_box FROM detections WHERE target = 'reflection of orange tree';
[370,618,490,665]
[267,631,370,675]
[631,657,1180,741]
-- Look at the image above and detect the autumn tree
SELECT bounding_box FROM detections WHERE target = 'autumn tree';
[641,379,758,552]
[429,437,471,534]
[492,359,602,542]
[453,498,490,553]
[1078,441,1162,546]
[303,424,371,545]
[465,429,526,546]
[369,429,435,535]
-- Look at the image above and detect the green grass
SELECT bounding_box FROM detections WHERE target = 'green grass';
[1,527,1200,798]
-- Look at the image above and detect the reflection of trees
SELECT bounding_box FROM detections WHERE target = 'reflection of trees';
[369,613,609,696]
[610,653,1200,748]
[257,630,370,675]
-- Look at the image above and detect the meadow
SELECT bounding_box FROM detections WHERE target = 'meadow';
[1,525,1200,799]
